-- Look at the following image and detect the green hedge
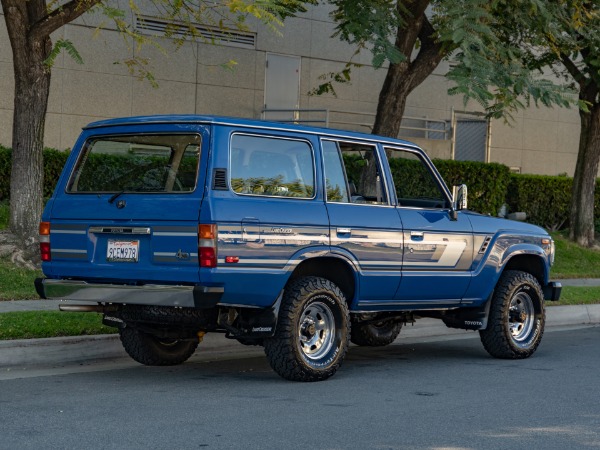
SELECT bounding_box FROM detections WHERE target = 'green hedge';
[343,153,510,215]
[506,174,600,232]
[0,147,69,201]
[44,148,70,198]
[433,159,510,216]
[0,145,596,233]
[0,145,11,200]
[506,174,572,231]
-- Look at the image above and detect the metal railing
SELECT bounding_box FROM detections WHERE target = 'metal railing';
[261,108,450,140]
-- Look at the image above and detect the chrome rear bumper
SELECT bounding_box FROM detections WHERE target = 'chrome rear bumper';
[35,278,223,309]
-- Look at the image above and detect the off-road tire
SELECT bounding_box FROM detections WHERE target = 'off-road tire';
[119,327,199,366]
[350,321,402,347]
[264,276,350,382]
[479,270,545,359]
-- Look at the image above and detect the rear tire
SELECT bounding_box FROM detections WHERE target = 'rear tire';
[479,270,545,359]
[264,276,349,382]
[119,327,199,366]
[350,321,402,347]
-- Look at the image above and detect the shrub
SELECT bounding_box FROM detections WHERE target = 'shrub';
[507,174,600,232]
[0,146,10,200]
[0,147,70,201]
[433,159,510,216]
[43,148,70,198]
[506,174,572,231]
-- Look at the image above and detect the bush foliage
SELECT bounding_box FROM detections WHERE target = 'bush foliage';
[0,146,69,201]
[506,174,573,231]
[0,145,596,233]
[506,174,600,232]
[433,159,510,216]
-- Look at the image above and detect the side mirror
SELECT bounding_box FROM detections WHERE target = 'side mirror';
[453,184,468,211]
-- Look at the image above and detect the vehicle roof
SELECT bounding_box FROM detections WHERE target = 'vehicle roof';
[84,114,421,150]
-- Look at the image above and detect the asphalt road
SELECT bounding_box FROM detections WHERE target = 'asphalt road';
[1,326,599,450]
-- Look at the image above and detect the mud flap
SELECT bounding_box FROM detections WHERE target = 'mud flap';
[103,314,126,329]
[219,291,283,338]
[442,296,492,331]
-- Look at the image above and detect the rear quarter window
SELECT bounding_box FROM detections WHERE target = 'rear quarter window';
[230,134,315,199]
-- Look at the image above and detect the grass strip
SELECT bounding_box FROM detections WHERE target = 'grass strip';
[0,257,42,300]
[550,232,600,279]
[0,311,117,340]
[546,286,600,306]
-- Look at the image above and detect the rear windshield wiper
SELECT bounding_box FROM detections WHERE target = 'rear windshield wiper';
[108,191,124,204]
[108,186,165,203]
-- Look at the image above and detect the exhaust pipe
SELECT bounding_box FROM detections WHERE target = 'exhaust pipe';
[59,304,105,312]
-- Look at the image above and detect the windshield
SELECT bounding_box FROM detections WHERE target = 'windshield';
[67,134,201,193]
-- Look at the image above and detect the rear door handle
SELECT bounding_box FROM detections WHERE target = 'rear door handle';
[410,231,424,240]
[337,228,352,234]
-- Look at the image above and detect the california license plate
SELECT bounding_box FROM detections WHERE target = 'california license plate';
[107,240,139,262]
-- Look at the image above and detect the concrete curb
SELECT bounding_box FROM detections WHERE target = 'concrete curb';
[1,305,598,370]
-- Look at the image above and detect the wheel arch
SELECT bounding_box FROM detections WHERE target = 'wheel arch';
[501,251,547,288]
[286,256,357,307]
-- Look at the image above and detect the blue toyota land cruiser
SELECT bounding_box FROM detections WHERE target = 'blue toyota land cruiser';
[35,115,561,381]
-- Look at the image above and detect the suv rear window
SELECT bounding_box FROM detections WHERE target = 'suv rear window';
[67,134,201,193]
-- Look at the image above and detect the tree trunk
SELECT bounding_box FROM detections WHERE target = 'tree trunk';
[569,101,600,247]
[371,5,445,139]
[372,63,413,138]
[372,47,445,139]
[2,1,52,256]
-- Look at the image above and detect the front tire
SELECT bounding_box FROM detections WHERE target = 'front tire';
[350,321,402,347]
[264,277,350,382]
[479,270,545,359]
[119,327,199,366]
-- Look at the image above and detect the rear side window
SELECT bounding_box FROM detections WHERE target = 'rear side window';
[230,134,315,199]
[67,134,201,193]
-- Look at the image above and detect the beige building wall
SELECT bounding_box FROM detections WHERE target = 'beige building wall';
[0,5,582,176]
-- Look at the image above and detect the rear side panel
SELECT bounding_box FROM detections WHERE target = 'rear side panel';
[42,123,211,285]
[199,126,330,308]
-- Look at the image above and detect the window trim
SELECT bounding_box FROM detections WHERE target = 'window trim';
[321,138,392,207]
[228,132,317,200]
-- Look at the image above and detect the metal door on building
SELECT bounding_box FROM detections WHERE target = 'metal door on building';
[263,53,301,122]
[454,119,487,162]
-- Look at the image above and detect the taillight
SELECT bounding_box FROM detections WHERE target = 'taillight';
[39,221,51,262]
[198,224,217,268]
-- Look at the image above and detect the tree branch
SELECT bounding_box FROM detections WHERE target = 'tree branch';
[560,53,590,93]
[29,0,101,42]
[407,13,445,92]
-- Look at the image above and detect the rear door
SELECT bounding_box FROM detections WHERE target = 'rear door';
[46,124,209,284]
[322,139,403,308]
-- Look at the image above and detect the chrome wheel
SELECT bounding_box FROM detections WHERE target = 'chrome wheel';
[508,291,535,346]
[298,300,335,360]
[264,277,350,381]
[480,270,545,359]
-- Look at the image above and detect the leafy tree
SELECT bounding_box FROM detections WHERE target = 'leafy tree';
[1,0,313,258]
[321,0,586,241]
[321,0,572,137]
[449,0,599,246]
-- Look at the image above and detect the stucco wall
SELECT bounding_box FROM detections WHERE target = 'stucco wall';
[0,4,582,176]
